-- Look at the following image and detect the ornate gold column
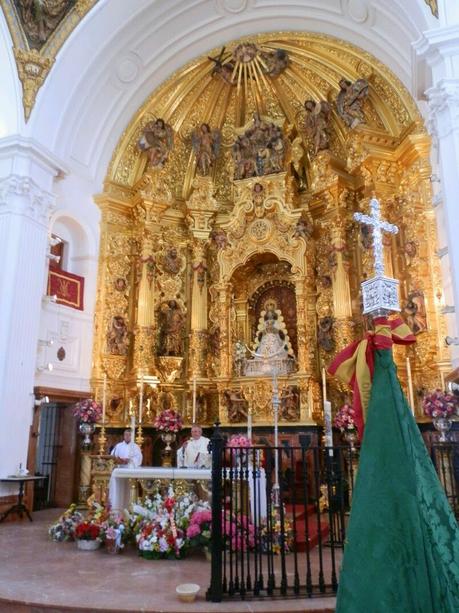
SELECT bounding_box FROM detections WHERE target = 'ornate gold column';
[330,213,354,350]
[132,172,170,377]
[216,282,232,378]
[186,176,218,378]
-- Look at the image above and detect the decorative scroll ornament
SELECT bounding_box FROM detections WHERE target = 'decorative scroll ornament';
[354,197,399,314]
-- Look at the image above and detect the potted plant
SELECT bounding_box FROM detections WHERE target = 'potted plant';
[186,509,212,559]
[423,389,457,442]
[101,512,128,554]
[333,403,358,449]
[154,409,183,466]
[48,504,83,542]
[74,521,102,550]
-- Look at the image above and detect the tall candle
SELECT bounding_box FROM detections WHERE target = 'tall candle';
[102,374,107,424]
[139,375,144,424]
[322,367,327,402]
[192,377,197,424]
[323,400,333,448]
[130,413,136,441]
[406,358,415,415]
[440,371,445,391]
[247,406,252,441]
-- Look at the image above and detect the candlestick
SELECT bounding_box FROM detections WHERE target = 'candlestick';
[98,424,107,456]
[322,367,327,402]
[135,424,144,446]
[406,357,415,415]
[139,374,144,425]
[440,371,445,391]
[146,398,151,419]
[129,399,133,416]
[102,374,107,424]
[192,376,197,424]
[130,413,136,441]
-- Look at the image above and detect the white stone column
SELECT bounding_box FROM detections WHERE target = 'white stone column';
[415,25,459,365]
[0,137,63,496]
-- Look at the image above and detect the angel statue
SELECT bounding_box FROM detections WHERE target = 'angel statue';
[191,124,221,176]
[336,78,369,129]
[138,118,174,168]
[304,100,331,154]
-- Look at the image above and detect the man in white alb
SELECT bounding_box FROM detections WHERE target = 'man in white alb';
[177,424,210,468]
[109,429,143,509]
[111,429,143,467]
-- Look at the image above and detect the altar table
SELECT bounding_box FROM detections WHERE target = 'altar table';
[109,466,267,520]
[110,467,211,511]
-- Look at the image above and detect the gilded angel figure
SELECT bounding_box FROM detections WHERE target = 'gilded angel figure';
[138,118,174,168]
[304,100,331,154]
[336,78,369,129]
[191,124,221,175]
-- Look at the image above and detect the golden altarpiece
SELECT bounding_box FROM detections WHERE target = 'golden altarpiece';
[90,33,450,457]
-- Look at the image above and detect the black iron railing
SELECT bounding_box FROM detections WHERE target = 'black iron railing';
[431,442,459,519]
[207,425,357,602]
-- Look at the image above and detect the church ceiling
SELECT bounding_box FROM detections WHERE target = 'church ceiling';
[0,0,98,120]
[107,32,424,206]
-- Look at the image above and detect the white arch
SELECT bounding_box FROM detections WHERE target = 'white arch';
[26,0,435,188]
[0,9,23,137]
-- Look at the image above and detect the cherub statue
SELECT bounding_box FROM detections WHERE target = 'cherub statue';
[336,78,369,129]
[304,99,331,154]
[191,124,221,175]
[107,316,130,355]
[403,290,427,335]
[161,247,184,276]
[138,118,174,168]
[260,48,289,77]
[210,228,228,250]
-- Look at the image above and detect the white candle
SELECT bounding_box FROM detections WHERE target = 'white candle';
[102,374,107,424]
[139,375,144,425]
[324,400,333,448]
[322,367,327,402]
[192,377,197,424]
[130,413,136,441]
[406,358,415,415]
[247,406,252,440]
[440,371,445,391]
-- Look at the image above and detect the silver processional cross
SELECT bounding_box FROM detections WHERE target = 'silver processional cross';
[354,197,400,314]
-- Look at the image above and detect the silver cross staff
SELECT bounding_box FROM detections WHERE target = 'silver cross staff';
[354,197,398,277]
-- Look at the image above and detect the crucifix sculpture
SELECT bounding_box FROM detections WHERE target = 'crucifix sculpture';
[354,197,400,315]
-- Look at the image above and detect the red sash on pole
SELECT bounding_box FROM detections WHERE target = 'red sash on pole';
[327,317,415,439]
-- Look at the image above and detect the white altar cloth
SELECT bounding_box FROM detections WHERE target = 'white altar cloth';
[109,466,267,520]
[110,467,210,511]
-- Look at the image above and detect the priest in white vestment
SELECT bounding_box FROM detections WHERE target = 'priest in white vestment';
[109,429,142,509]
[177,425,210,468]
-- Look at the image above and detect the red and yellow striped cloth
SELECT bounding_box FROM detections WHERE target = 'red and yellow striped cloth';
[328,317,415,439]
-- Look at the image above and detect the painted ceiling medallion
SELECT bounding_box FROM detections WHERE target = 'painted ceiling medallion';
[1,0,98,120]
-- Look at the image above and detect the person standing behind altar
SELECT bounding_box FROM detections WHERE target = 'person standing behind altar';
[110,429,142,467]
[177,424,210,468]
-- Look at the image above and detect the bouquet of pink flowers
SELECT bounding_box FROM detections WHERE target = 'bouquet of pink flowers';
[223,512,255,552]
[333,403,356,433]
[73,399,102,424]
[227,434,252,448]
[423,389,457,418]
[154,409,183,433]
[186,509,212,548]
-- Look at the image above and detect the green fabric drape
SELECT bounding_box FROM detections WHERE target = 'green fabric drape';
[336,349,459,613]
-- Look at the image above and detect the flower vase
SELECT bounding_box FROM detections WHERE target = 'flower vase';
[105,538,121,554]
[433,417,452,442]
[77,539,100,551]
[344,430,358,451]
[161,431,176,467]
[78,422,95,449]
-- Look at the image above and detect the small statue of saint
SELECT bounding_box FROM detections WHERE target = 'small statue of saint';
[107,316,130,355]
[304,99,331,154]
[158,300,184,356]
[191,124,221,175]
[138,118,174,168]
[336,78,369,129]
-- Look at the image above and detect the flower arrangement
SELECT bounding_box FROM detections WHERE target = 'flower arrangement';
[49,504,83,542]
[227,434,252,448]
[73,399,102,424]
[223,512,255,551]
[260,508,293,555]
[74,521,101,541]
[333,403,356,433]
[100,511,129,551]
[186,509,212,548]
[129,491,211,559]
[153,409,183,433]
[423,389,457,418]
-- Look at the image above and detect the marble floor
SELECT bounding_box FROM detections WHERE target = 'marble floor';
[0,510,337,613]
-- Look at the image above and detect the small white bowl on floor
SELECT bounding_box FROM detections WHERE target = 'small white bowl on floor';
[176,583,200,602]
